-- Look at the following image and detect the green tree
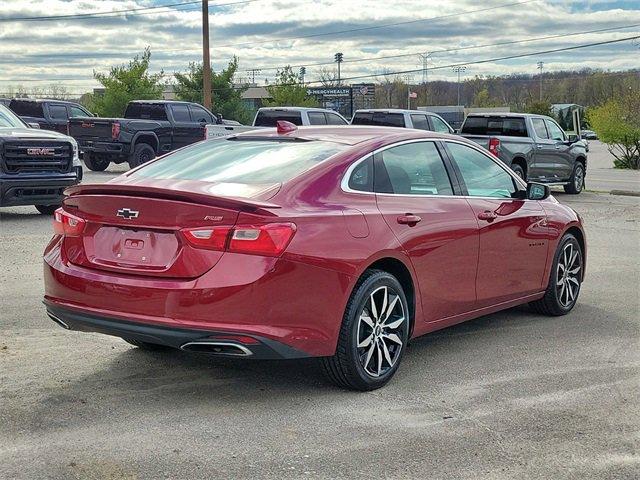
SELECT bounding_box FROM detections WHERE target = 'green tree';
[525,101,553,116]
[472,88,499,108]
[89,48,164,117]
[588,91,640,169]
[265,66,318,107]
[174,56,251,125]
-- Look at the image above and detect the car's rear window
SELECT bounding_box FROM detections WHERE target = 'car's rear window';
[254,110,303,127]
[9,101,44,118]
[133,139,347,184]
[351,112,405,128]
[461,116,528,137]
[124,103,168,120]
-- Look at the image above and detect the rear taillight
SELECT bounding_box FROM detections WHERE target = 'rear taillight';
[488,137,500,157]
[111,122,121,140]
[181,223,296,257]
[53,208,86,237]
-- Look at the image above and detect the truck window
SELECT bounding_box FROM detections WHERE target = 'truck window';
[189,105,213,123]
[308,112,327,125]
[69,106,89,118]
[351,112,405,127]
[410,114,429,130]
[170,104,191,122]
[461,116,527,137]
[254,110,303,127]
[9,101,44,118]
[429,115,451,133]
[531,118,549,139]
[326,113,347,125]
[545,120,566,141]
[125,103,168,121]
[49,105,68,120]
[351,112,374,125]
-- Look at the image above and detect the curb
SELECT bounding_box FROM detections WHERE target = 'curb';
[610,190,640,197]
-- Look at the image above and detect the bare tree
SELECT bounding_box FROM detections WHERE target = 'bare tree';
[318,67,340,87]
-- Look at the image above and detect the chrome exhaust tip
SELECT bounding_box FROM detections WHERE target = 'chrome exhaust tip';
[47,312,70,330]
[180,341,253,356]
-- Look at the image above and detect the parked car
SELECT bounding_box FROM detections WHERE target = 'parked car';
[0,104,82,214]
[44,123,585,390]
[581,129,598,140]
[0,98,11,107]
[459,113,588,194]
[9,98,93,134]
[351,108,454,133]
[206,106,350,139]
[68,100,219,171]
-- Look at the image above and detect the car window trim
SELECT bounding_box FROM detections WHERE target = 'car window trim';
[440,138,527,198]
[340,138,464,197]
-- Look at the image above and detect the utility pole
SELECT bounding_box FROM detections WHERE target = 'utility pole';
[248,68,261,85]
[299,66,306,84]
[334,52,343,85]
[406,75,413,109]
[537,61,544,101]
[452,66,466,106]
[202,0,212,110]
[418,52,432,104]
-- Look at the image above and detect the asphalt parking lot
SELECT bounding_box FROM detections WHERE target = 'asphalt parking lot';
[1,160,639,479]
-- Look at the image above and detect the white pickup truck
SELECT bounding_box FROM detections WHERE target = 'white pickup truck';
[206,107,349,139]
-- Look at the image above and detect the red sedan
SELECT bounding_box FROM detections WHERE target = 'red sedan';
[44,124,585,390]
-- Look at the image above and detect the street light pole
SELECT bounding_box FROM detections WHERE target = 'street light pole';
[334,52,343,85]
[537,61,544,101]
[452,66,466,106]
[202,0,212,110]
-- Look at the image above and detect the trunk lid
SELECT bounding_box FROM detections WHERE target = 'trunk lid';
[61,181,280,278]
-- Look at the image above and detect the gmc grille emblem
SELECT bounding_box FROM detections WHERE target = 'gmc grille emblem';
[26,147,56,156]
[116,208,139,220]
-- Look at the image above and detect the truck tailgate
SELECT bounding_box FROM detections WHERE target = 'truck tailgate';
[68,117,115,140]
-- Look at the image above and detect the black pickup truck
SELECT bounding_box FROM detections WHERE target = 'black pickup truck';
[0,105,82,214]
[68,100,219,171]
[9,98,94,134]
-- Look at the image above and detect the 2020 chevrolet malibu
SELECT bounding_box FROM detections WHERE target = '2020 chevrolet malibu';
[43,123,585,390]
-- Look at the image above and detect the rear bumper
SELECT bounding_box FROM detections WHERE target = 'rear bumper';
[0,170,81,207]
[45,303,310,359]
[79,140,129,157]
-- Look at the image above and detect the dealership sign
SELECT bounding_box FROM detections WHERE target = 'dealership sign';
[307,87,351,97]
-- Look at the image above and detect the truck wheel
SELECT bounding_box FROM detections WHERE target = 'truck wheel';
[35,205,59,215]
[128,143,156,169]
[83,153,110,172]
[563,162,585,194]
[511,164,526,180]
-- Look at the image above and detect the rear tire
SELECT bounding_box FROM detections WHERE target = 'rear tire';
[128,143,156,169]
[122,338,170,351]
[563,162,585,194]
[320,269,409,391]
[511,163,526,181]
[83,153,110,172]
[529,233,583,316]
[35,205,59,215]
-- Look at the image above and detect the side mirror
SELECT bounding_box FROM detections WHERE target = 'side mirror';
[567,134,579,143]
[527,182,550,200]
[28,122,40,129]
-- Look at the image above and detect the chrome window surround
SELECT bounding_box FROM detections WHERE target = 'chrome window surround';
[340,138,528,199]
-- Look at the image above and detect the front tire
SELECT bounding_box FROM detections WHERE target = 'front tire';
[563,162,585,194]
[529,233,583,316]
[321,270,409,391]
[83,152,110,172]
[128,143,156,169]
[35,205,59,215]
[511,163,526,181]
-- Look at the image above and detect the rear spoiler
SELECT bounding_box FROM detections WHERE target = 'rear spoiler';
[64,184,281,214]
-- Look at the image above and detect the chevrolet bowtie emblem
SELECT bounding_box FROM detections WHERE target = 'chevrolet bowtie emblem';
[116,208,139,219]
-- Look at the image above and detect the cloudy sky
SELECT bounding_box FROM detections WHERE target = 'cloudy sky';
[1,0,639,95]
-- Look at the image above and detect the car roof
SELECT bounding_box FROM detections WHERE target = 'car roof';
[257,107,343,114]
[353,108,438,115]
[230,125,462,146]
[465,112,541,118]
[9,98,82,106]
[128,100,195,105]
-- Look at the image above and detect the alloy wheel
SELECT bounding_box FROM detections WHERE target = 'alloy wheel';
[574,165,584,191]
[556,242,582,307]
[356,286,406,378]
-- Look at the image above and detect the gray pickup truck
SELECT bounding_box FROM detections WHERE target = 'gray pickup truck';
[459,113,587,194]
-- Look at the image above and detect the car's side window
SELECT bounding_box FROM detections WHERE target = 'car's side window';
[374,142,453,196]
[308,112,327,125]
[69,106,88,118]
[171,104,191,122]
[446,142,517,199]
[531,118,549,139]
[49,105,68,120]
[410,114,429,130]
[348,156,373,192]
[430,115,451,133]
[190,105,212,123]
[326,113,347,125]
[545,120,566,141]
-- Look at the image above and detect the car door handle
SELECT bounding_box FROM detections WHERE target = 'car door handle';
[477,211,497,221]
[397,214,421,225]
[555,144,561,149]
